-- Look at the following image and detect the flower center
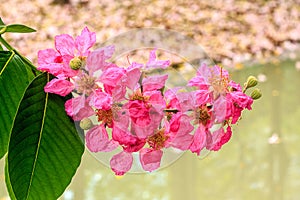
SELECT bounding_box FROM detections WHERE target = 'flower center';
[147,129,169,150]
[209,68,229,98]
[195,106,211,126]
[69,56,86,70]
[96,109,113,127]
[130,90,149,102]
[75,74,97,95]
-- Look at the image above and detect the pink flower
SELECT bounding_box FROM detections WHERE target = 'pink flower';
[127,90,165,138]
[188,63,229,97]
[38,27,96,78]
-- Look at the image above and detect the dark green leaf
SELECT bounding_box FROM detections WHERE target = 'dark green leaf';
[0,45,3,51]
[7,73,84,200]
[0,18,5,25]
[0,51,35,158]
[6,24,36,33]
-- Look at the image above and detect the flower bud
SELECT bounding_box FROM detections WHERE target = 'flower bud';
[245,76,258,89]
[250,88,262,100]
[69,57,83,70]
[80,118,94,130]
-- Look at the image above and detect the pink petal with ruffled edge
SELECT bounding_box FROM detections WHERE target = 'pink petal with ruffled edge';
[86,49,105,75]
[139,148,163,172]
[65,96,94,121]
[88,89,112,110]
[146,49,170,69]
[37,48,62,65]
[167,114,194,150]
[44,78,74,96]
[123,67,141,90]
[128,100,151,127]
[97,45,115,59]
[86,125,118,152]
[75,27,96,57]
[112,126,145,152]
[195,90,212,105]
[209,126,232,151]
[142,74,168,92]
[213,95,227,123]
[55,34,75,57]
[100,67,126,87]
[110,151,133,175]
[189,125,208,155]
[187,75,209,90]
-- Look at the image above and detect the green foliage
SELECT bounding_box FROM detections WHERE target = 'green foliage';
[0,17,5,25]
[0,51,36,158]
[5,24,36,33]
[6,73,84,200]
[0,18,35,34]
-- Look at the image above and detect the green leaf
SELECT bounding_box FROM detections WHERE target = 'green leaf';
[0,44,3,51]
[7,73,84,200]
[0,17,5,25]
[6,24,36,33]
[0,51,35,159]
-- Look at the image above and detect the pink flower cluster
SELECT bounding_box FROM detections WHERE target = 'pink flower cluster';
[38,27,254,175]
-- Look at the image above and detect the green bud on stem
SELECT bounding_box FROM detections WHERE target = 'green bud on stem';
[245,76,258,89]
[80,118,94,130]
[250,88,262,100]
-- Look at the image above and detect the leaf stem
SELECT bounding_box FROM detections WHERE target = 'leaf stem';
[0,35,39,74]
[0,35,13,51]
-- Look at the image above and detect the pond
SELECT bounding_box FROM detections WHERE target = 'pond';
[1,60,299,200]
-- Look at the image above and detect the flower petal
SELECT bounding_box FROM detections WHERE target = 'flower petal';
[86,125,118,152]
[65,96,94,121]
[55,34,75,57]
[86,49,105,74]
[88,90,112,110]
[97,45,115,59]
[189,125,207,155]
[75,27,96,56]
[209,126,232,151]
[139,148,163,172]
[142,74,168,92]
[214,95,227,123]
[146,49,170,69]
[44,78,74,96]
[110,151,133,175]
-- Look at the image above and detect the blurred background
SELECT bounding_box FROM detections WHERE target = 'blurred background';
[0,0,300,199]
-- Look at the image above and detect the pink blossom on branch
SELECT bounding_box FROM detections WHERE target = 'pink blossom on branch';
[37,30,259,175]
